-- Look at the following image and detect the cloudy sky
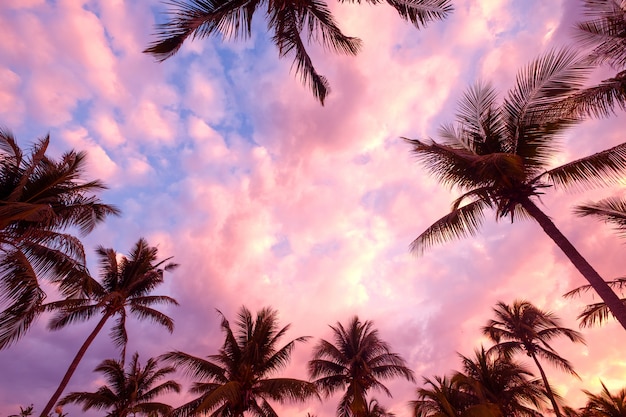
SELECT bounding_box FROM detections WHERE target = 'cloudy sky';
[1,0,626,415]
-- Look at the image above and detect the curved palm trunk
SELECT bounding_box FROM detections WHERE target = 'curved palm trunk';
[40,313,111,417]
[520,198,626,330]
[529,352,561,417]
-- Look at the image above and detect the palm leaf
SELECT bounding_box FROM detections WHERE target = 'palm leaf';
[410,198,490,254]
[537,141,626,190]
[574,196,626,237]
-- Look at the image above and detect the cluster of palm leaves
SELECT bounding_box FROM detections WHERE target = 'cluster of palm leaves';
[412,300,626,417]
[51,307,413,417]
[144,0,453,104]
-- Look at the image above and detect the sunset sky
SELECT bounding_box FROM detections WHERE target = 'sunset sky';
[1,0,626,416]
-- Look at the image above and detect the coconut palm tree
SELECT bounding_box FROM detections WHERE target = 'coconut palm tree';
[162,306,318,417]
[0,129,119,350]
[39,238,179,417]
[454,347,545,417]
[144,0,452,104]
[411,375,498,417]
[483,300,585,417]
[403,48,626,329]
[579,381,626,417]
[308,316,415,417]
[59,352,181,417]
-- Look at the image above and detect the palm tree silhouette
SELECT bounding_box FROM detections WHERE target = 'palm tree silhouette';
[403,48,626,329]
[308,316,415,417]
[454,347,545,417]
[483,300,585,417]
[144,0,452,104]
[40,238,178,417]
[59,352,181,416]
[0,129,119,349]
[411,375,497,417]
[163,306,318,416]
[580,381,626,417]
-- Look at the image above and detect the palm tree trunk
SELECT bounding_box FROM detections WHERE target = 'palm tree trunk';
[40,313,111,417]
[529,352,561,417]
[520,197,626,330]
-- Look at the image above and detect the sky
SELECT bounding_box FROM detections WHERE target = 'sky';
[1,0,626,416]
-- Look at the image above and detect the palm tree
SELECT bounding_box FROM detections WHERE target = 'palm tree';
[59,352,181,416]
[144,0,452,104]
[39,238,179,417]
[308,316,415,417]
[454,347,545,417]
[558,0,626,119]
[411,375,498,417]
[0,128,119,349]
[403,48,626,329]
[162,306,318,417]
[483,300,585,417]
[579,381,626,417]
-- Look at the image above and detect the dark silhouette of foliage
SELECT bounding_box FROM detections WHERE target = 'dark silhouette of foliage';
[483,300,585,417]
[309,316,414,417]
[144,0,452,104]
[59,352,181,417]
[0,128,119,349]
[163,306,318,417]
[40,239,178,417]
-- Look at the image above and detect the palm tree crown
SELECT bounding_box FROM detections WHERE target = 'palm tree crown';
[404,48,626,329]
[580,381,626,417]
[144,0,452,104]
[0,129,119,349]
[308,316,415,417]
[40,238,178,417]
[163,306,318,417]
[483,300,585,417]
[454,347,545,417]
[59,352,181,417]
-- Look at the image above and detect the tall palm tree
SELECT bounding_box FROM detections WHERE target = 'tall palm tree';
[144,0,452,104]
[579,381,626,417]
[483,300,585,417]
[39,238,179,417]
[454,347,545,417]
[403,48,626,329]
[411,375,498,417]
[59,352,181,417]
[308,316,415,417]
[564,276,626,328]
[162,306,318,417]
[0,129,119,349]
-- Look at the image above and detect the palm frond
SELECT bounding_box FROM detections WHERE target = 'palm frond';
[577,0,626,68]
[574,196,626,237]
[269,5,331,104]
[409,198,490,255]
[504,49,590,168]
[144,0,258,61]
[300,0,362,55]
[537,141,626,190]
